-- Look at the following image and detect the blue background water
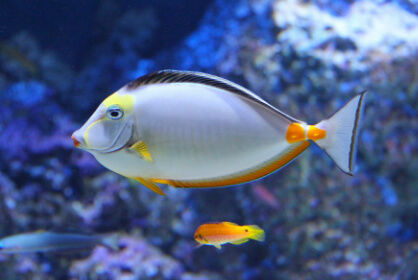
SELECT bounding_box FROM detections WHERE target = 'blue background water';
[0,0,417,279]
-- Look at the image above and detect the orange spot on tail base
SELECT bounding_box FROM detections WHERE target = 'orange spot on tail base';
[307,126,326,141]
[286,123,306,144]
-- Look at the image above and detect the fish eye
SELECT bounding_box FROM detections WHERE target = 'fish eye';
[107,105,123,120]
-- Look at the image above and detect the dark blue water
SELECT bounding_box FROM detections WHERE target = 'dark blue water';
[0,0,416,279]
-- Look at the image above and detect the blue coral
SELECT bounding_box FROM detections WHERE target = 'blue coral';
[2,80,52,108]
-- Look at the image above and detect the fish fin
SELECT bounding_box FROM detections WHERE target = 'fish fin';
[134,177,166,196]
[167,141,310,188]
[230,238,249,245]
[214,244,222,249]
[247,225,265,242]
[99,233,120,251]
[221,222,239,226]
[194,243,204,250]
[313,91,367,175]
[126,70,301,123]
[150,179,170,185]
[129,141,153,162]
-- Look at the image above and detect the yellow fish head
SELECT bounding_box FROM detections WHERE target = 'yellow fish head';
[194,233,209,245]
[72,92,135,153]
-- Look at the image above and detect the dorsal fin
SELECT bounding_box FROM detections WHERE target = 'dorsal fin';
[221,222,239,227]
[202,221,238,226]
[126,70,301,123]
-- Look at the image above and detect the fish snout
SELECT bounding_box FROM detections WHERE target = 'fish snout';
[71,132,83,148]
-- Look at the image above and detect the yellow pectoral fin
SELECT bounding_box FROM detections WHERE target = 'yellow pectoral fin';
[230,238,249,245]
[133,177,166,196]
[129,141,153,162]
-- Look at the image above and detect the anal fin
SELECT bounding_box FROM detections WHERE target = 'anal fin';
[133,177,166,196]
[150,179,171,185]
[230,238,249,245]
[129,141,153,162]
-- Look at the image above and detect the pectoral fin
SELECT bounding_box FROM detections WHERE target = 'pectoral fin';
[230,238,249,245]
[129,141,153,162]
[194,243,204,249]
[134,177,166,196]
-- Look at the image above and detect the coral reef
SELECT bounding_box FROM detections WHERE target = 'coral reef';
[0,0,416,279]
[69,233,185,280]
[70,233,222,280]
[273,1,418,70]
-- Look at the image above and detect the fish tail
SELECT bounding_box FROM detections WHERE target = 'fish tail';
[100,233,120,251]
[247,225,265,242]
[311,91,367,175]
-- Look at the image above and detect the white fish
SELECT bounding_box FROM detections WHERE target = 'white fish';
[0,231,119,253]
[72,70,367,195]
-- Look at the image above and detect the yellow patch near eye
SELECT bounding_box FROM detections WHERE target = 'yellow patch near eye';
[286,123,306,144]
[307,125,326,141]
[103,93,134,112]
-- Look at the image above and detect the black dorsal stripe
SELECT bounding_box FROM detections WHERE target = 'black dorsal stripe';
[126,70,300,123]
[126,70,245,96]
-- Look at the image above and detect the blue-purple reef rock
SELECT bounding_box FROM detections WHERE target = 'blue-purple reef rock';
[0,0,417,279]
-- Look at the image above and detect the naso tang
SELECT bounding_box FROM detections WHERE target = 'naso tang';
[72,70,367,195]
[194,222,265,249]
[0,231,119,254]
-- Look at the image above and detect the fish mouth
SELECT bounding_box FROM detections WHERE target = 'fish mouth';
[71,131,86,149]
[71,135,81,147]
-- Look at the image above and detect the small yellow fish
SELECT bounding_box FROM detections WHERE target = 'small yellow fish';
[194,222,265,249]
[72,70,367,195]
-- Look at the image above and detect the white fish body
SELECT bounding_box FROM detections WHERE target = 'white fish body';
[96,83,294,179]
[72,70,367,195]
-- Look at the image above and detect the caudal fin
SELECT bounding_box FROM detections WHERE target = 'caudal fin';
[313,91,367,175]
[247,225,265,242]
